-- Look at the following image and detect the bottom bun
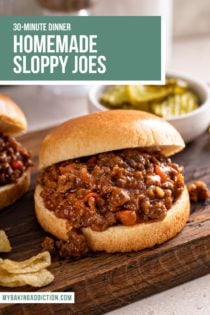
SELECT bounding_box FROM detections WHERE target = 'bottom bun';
[0,171,30,210]
[34,185,190,253]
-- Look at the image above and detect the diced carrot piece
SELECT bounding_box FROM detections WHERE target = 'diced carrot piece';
[155,165,168,182]
[116,210,137,226]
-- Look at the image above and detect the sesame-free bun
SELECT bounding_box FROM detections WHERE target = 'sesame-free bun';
[39,110,185,170]
[0,93,27,135]
[34,185,190,252]
[0,171,30,210]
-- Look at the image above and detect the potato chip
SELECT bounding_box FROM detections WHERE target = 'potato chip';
[0,251,51,274]
[0,268,54,288]
[0,230,11,253]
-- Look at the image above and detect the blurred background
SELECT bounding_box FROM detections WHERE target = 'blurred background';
[0,0,209,131]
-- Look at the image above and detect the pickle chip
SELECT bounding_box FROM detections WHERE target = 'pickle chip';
[151,92,199,118]
[100,86,129,107]
[100,78,199,118]
[126,85,171,105]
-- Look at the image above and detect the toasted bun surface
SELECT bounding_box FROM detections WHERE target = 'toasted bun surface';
[0,171,30,210]
[34,185,190,252]
[0,94,27,135]
[39,110,185,170]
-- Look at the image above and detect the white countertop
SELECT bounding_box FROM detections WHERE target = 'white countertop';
[1,36,210,315]
[107,275,210,315]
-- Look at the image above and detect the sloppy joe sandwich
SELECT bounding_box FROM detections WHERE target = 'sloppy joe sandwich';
[35,110,190,257]
[0,94,32,209]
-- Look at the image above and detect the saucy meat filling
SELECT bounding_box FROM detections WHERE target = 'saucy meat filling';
[39,148,185,257]
[0,133,32,186]
[188,180,209,202]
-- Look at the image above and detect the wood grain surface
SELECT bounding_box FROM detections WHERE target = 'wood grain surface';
[1,128,210,315]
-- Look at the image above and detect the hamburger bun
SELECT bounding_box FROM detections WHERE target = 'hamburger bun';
[35,110,189,253]
[39,110,185,170]
[0,94,27,135]
[35,185,190,252]
[0,171,30,210]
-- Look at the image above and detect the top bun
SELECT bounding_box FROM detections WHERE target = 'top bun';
[39,110,185,170]
[0,94,27,135]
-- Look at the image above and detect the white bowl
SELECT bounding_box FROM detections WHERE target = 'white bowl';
[88,73,210,143]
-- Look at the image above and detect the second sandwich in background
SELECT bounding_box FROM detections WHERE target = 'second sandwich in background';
[0,94,32,209]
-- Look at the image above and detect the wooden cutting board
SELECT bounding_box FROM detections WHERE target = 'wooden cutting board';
[1,128,210,315]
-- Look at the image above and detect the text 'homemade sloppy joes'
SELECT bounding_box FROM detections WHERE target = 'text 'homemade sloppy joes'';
[0,94,32,209]
[35,110,190,258]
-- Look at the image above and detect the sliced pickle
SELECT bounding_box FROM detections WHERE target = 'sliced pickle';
[126,85,171,104]
[150,92,199,118]
[100,86,129,107]
[99,78,199,117]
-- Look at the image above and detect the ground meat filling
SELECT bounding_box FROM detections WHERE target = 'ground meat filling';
[39,148,185,258]
[188,180,209,203]
[0,133,32,186]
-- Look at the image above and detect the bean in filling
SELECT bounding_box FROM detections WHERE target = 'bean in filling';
[39,148,185,258]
